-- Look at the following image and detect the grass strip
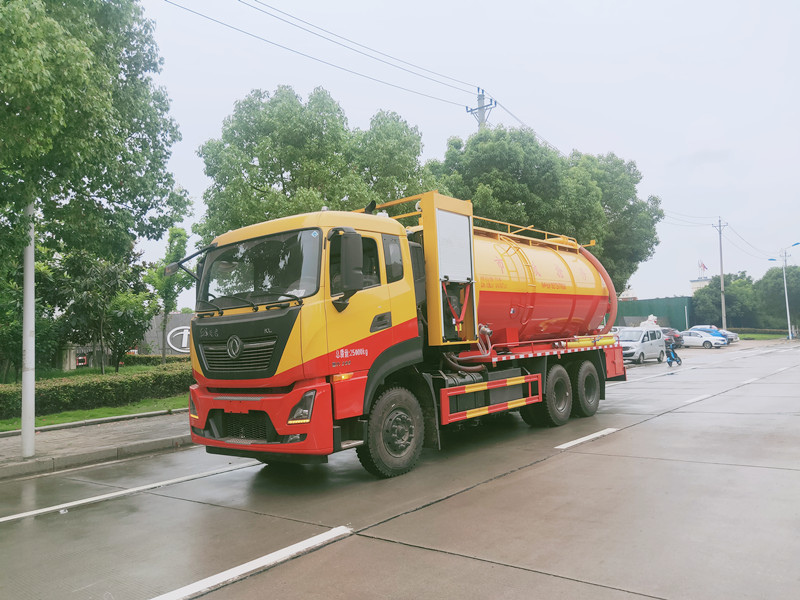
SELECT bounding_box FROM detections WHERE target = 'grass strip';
[0,394,189,433]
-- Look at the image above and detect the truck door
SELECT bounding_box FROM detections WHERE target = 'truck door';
[325,232,392,419]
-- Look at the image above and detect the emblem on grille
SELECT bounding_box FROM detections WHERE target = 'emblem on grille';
[226,335,243,359]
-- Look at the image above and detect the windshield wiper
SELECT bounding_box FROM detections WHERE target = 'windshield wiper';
[197,299,223,315]
[213,294,259,311]
[257,290,304,306]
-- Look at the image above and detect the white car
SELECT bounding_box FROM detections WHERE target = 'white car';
[619,327,666,363]
[681,330,727,349]
[690,325,739,343]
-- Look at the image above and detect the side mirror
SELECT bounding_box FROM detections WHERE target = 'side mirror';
[332,229,363,312]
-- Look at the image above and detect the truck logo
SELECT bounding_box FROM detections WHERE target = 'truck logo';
[226,335,243,359]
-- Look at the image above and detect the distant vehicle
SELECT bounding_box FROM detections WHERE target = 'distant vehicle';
[690,326,728,344]
[618,327,666,363]
[681,330,726,349]
[661,327,684,348]
[691,325,739,343]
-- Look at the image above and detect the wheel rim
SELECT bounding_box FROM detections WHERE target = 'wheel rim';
[553,378,569,413]
[383,408,415,457]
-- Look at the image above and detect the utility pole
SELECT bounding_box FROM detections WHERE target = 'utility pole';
[466,88,496,129]
[713,217,728,330]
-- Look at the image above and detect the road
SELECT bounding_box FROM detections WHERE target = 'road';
[1,340,798,599]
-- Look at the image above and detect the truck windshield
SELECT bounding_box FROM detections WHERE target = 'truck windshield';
[199,229,321,310]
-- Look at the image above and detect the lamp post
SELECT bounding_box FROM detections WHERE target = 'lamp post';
[768,241,800,340]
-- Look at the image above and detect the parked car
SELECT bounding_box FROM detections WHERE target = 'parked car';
[618,327,666,363]
[690,325,739,343]
[690,326,728,344]
[680,329,727,349]
[661,327,684,348]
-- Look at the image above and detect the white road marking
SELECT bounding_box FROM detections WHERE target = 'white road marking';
[150,526,353,600]
[0,462,259,524]
[684,394,711,404]
[555,428,618,450]
[741,378,759,384]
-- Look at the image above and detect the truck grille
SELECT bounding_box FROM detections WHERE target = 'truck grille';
[208,410,279,444]
[200,336,277,373]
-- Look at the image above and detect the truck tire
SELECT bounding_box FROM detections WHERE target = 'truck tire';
[569,360,600,418]
[539,364,573,427]
[357,387,424,478]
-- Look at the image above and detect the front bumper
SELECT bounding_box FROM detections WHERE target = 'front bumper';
[189,377,334,456]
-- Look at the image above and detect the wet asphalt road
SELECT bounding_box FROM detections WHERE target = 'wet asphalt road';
[1,340,798,599]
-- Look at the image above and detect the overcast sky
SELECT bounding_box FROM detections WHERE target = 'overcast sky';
[139,0,799,307]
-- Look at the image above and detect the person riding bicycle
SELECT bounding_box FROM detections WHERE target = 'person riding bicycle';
[666,341,682,367]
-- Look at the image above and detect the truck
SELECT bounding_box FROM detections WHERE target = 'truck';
[170,191,625,477]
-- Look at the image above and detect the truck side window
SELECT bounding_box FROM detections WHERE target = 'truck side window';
[382,234,404,284]
[330,235,381,295]
[362,237,381,288]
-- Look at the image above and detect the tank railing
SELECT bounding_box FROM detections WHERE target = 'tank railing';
[472,215,579,248]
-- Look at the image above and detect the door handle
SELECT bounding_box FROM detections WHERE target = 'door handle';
[370,312,392,332]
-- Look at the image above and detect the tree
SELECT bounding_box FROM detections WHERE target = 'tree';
[59,251,148,375]
[146,227,193,364]
[755,266,800,331]
[106,290,158,373]
[425,128,663,292]
[196,86,426,243]
[692,273,759,328]
[1,0,189,260]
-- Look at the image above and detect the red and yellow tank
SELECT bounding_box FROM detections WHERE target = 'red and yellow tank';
[472,227,616,343]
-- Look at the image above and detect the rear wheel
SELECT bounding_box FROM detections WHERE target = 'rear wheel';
[537,364,573,427]
[357,387,424,478]
[657,350,665,363]
[569,361,600,417]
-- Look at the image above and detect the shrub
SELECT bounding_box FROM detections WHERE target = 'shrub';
[0,362,193,420]
[118,354,191,367]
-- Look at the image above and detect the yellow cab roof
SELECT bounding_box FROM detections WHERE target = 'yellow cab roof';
[212,210,407,247]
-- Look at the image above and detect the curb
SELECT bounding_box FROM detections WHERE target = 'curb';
[0,434,194,480]
[0,408,189,439]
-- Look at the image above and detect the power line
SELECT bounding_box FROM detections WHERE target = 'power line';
[164,1,467,107]
[247,0,479,91]
[726,225,773,258]
[239,0,477,96]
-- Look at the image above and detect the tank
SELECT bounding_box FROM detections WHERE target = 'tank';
[472,227,616,342]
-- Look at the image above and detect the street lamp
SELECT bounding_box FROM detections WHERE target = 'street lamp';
[768,242,800,340]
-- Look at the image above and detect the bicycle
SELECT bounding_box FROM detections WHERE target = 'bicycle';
[666,343,682,367]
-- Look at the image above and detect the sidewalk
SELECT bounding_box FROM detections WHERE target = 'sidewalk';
[0,410,193,480]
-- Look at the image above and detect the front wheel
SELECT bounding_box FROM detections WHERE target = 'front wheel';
[357,387,424,478]
[657,350,665,363]
[703,341,712,349]
[637,353,645,364]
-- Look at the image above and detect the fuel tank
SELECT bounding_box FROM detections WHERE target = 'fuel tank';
[472,227,616,342]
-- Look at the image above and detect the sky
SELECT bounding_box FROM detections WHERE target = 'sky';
[138,0,800,308]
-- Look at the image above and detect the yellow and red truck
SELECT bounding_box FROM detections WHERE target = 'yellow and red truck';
[171,191,625,477]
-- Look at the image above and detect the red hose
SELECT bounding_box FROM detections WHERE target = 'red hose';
[579,246,617,335]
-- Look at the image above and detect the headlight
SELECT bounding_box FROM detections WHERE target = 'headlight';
[287,390,316,425]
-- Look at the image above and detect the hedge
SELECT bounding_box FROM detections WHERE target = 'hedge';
[0,362,194,420]
[120,354,191,367]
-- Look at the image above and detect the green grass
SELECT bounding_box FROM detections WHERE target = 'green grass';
[739,333,788,340]
[0,393,189,433]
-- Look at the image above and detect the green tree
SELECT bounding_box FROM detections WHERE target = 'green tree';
[146,227,193,364]
[426,129,662,293]
[1,0,189,262]
[196,86,426,242]
[692,273,759,328]
[755,266,800,331]
[106,289,159,373]
[59,251,148,375]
